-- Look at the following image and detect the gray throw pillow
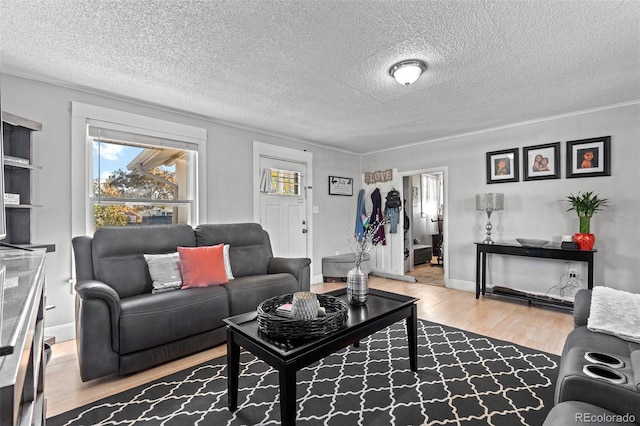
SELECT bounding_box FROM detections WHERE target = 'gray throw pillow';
[224,244,235,280]
[144,252,182,294]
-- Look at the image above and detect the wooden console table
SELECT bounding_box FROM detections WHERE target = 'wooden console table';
[475,242,596,300]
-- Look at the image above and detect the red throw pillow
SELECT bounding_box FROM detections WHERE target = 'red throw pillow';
[178,245,229,288]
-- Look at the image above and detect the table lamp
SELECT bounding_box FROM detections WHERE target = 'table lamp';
[476,193,504,244]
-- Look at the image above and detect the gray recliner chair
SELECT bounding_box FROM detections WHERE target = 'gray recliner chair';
[545,289,640,425]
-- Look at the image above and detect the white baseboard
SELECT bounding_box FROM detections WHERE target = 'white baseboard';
[45,322,76,343]
[445,278,475,293]
[371,269,417,283]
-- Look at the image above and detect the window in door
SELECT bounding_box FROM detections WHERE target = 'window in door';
[269,168,301,196]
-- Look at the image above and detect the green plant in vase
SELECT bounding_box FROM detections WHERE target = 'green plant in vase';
[564,191,608,250]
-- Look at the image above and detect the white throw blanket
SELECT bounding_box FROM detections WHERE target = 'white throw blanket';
[588,286,640,343]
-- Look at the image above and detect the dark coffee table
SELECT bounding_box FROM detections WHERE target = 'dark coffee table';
[224,288,418,426]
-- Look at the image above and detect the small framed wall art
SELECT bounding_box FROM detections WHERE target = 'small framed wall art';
[566,136,611,178]
[523,142,561,181]
[486,148,519,184]
[328,176,353,196]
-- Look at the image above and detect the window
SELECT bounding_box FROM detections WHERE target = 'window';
[420,173,443,234]
[90,125,198,229]
[269,168,301,196]
[72,103,206,235]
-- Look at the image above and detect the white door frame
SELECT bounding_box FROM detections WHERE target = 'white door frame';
[399,166,449,283]
[253,141,314,276]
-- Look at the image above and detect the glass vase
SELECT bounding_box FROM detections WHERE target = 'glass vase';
[347,265,368,305]
[291,292,319,320]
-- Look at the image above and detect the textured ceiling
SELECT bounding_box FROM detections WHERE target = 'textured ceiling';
[2,0,639,154]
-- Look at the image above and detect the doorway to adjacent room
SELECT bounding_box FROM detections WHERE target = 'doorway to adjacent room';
[402,168,446,287]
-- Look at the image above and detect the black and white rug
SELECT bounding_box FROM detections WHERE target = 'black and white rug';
[48,320,559,426]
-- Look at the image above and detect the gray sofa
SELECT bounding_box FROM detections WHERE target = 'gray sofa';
[72,223,310,382]
[545,289,640,425]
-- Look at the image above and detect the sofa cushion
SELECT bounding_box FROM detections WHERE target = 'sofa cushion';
[223,273,299,316]
[118,285,229,354]
[562,326,640,359]
[92,224,196,298]
[178,245,228,288]
[144,252,182,294]
[195,223,273,277]
[223,244,235,280]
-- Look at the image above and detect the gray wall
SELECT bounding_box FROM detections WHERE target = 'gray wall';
[3,72,639,341]
[362,103,640,296]
[1,74,360,340]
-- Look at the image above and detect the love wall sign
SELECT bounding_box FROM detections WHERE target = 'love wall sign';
[364,169,393,184]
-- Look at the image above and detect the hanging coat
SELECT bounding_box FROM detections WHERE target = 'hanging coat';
[384,206,400,233]
[354,189,367,241]
[369,188,386,245]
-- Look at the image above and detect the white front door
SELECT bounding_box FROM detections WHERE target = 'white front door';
[258,156,308,258]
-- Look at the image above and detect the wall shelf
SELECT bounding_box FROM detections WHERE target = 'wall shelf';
[2,112,54,252]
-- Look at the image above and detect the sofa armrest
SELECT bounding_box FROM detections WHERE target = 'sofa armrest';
[268,257,311,291]
[573,289,592,328]
[76,280,122,316]
[75,280,122,347]
[74,280,123,381]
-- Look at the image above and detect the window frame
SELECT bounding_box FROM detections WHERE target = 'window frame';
[71,103,207,236]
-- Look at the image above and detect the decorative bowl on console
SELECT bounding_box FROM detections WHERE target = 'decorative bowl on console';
[515,238,549,247]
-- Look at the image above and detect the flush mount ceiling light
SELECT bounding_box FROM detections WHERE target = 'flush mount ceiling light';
[389,59,427,86]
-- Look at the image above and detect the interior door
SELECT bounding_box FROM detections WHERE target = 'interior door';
[258,156,308,258]
[362,168,404,276]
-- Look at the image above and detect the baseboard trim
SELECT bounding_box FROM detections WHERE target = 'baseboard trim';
[371,269,417,283]
[445,278,474,293]
[45,322,76,343]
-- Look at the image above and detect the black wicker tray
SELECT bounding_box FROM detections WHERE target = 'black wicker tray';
[257,293,348,339]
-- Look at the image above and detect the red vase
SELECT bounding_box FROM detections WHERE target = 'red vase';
[573,233,595,251]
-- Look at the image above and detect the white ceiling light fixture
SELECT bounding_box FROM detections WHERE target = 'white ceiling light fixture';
[389,59,427,86]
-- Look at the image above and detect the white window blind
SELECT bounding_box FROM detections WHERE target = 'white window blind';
[87,119,200,152]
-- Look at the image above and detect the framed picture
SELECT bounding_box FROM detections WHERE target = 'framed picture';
[328,176,353,196]
[486,148,519,184]
[566,136,611,178]
[523,142,561,181]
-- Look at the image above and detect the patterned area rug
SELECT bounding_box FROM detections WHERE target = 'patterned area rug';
[48,320,558,426]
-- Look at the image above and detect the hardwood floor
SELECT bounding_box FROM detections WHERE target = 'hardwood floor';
[45,277,574,418]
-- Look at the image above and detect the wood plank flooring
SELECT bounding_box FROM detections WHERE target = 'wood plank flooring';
[45,277,574,418]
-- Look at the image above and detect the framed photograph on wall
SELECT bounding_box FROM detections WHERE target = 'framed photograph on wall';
[566,136,611,178]
[486,148,519,184]
[523,142,561,181]
[328,176,353,196]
